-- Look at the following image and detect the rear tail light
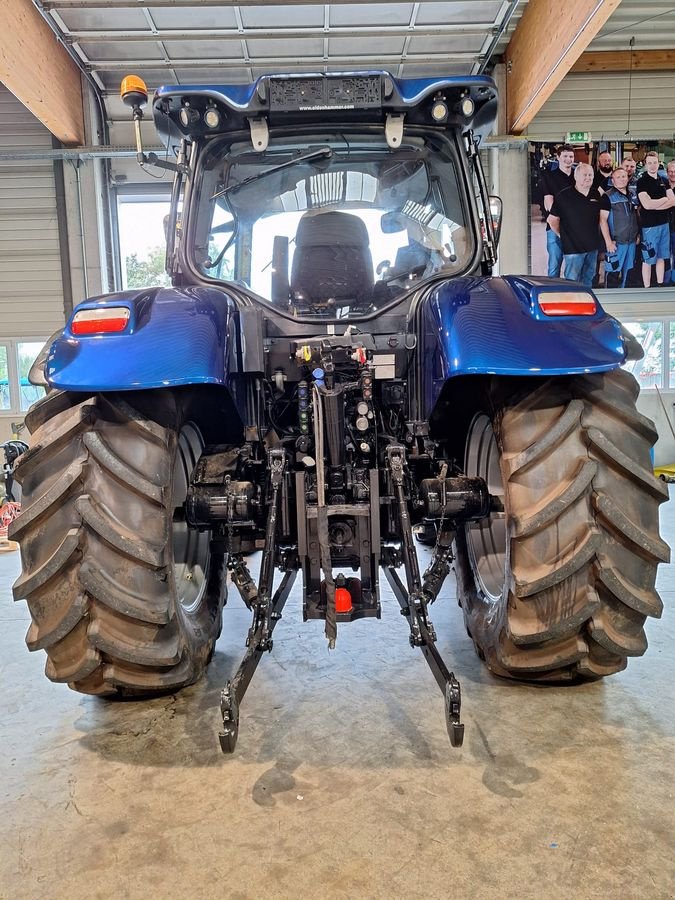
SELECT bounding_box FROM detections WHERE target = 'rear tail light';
[71,307,130,335]
[538,292,597,316]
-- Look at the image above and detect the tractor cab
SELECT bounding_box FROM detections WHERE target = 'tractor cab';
[123,71,500,320]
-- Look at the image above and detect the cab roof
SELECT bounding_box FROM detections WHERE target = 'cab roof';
[153,71,498,148]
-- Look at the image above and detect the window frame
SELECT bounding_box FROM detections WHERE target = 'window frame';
[115,187,174,292]
[186,128,479,321]
[16,338,49,413]
[0,338,48,417]
[0,342,12,413]
[621,316,675,391]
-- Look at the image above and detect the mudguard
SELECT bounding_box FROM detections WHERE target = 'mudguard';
[421,275,629,409]
[46,286,237,391]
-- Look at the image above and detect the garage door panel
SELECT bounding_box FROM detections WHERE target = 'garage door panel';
[0,85,65,339]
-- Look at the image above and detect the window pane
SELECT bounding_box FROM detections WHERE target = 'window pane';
[207,204,236,282]
[18,342,46,411]
[194,134,471,320]
[622,321,663,389]
[118,199,172,290]
[0,346,9,410]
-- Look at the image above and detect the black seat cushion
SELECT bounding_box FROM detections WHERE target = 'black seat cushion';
[291,212,373,305]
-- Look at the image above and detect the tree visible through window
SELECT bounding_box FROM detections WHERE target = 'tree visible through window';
[125,246,171,289]
[118,199,172,290]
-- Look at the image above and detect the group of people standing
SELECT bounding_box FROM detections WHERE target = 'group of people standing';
[543,145,675,288]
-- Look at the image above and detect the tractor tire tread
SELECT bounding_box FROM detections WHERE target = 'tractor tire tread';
[12,391,225,695]
[456,370,666,682]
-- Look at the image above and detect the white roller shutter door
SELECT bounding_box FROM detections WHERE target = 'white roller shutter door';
[0,85,66,337]
[528,71,675,142]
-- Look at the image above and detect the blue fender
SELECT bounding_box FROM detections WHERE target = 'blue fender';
[420,275,629,410]
[46,286,237,392]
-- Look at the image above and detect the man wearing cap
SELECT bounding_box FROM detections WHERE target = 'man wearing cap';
[599,168,640,289]
[548,163,602,287]
[637,151,675,287]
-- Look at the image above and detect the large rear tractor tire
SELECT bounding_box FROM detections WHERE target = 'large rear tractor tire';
[10,389,227,696]
[455,369,669,681]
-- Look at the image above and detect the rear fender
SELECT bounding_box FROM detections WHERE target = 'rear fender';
[46,286,237,392]
[420,275,630,415]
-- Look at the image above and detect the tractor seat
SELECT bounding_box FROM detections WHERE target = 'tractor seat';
[290,211,373,307]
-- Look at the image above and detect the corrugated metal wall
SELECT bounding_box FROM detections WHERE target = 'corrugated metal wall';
[0,84,66,337]
[527,71,675,141]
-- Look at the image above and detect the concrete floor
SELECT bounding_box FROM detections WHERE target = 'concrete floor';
[2,498,675,900]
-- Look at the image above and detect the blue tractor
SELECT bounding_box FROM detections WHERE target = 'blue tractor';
[12,72,668,751]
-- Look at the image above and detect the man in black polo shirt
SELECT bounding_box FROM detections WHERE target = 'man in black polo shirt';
[548,163,602,286]
[593,150,614,194]
[637,151,675,287]
[542,144,575,277]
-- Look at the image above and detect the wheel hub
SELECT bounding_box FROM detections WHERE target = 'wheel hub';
[464,413,506,603]
[172,423,211,612]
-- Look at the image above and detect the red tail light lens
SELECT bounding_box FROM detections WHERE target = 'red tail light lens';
[538,292,597,316]
[71,307,130,335]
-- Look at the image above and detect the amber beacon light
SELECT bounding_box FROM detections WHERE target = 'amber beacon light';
[121,74,148,110]
[120,75,188,177]
[121,75,150,164]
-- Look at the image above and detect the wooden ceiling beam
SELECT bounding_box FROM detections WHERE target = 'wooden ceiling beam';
[505,0,622,134]
[0,0,85,145]
[572,49,675,72]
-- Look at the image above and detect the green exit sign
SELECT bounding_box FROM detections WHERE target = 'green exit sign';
[566,131,592,143]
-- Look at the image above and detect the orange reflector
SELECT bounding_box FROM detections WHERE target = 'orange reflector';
[335,587,352,613]
[120,74,148,103]
[538,292,597,316]
[71,307,130,335]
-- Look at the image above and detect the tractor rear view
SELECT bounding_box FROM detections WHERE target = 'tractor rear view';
[11,71,668,751]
